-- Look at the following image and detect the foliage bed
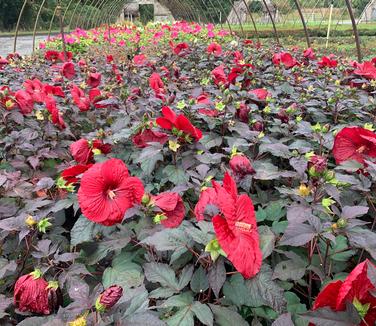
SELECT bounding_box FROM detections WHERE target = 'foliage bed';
[1,21,376,326]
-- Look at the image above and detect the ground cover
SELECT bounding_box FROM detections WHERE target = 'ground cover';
[0,21,376,326]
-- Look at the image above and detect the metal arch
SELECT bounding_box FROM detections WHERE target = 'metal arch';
[261,0,280,45]
[85,0,107,29]
[228,0,246,37]
[207,0,233,34]
[32,0,48,53]
[241,0,260,42]
[48,6,59,38]
[344,0,362,61]
[95,0,123,28]
[13,0,29,53]
[62,0,76,28]
[292,0,311,48]
[75,0,96,29]
[68,0,84,30]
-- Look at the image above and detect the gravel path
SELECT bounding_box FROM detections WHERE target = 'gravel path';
[0,35,48,57]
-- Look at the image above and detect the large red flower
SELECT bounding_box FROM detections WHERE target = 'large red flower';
[272,52,298,69]
[70,138,111,164]
[71,85,90,111]
[87,72,101,88]
[14,270,50,315]
[156,106,202,141]
[152,192,186,228]
[212,173,262,279]
[78,158,144,226]
[149,73,165,99]
[15,90,34,114]
[354,61,376,80]
[211,65,227,85]
[44,96,66,129]
[312,260,376,326]
[318,55,338,68]
[207,43,222,56]
[24,79,46,103]
[194,186,218,221]
[61,62,76,80]
[132,129,168,148]
[332,127,376,165]
[172,42,189,56]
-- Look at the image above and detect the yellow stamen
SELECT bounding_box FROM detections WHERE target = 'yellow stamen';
[235,221,253,233]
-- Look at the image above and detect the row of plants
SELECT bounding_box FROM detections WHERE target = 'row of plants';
[0,20,376,325]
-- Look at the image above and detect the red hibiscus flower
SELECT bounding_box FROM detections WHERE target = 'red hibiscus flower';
[156,106,202,141]
[44,50,60,62]
[61,62,76,79]
[14,270,51,315]
[354,61,376,80]
[211,65,227,85]
[332,127,376,165]
[198,109,218,117]
[78,158,144,226]
[318,55,338,68]
[43,84,65,97]
[152,192,186,228]
[132,129,168,148]
[272,52,298,68]
[212,173,262,279]
[207,43,222,56]
[133,54,147,66]
[71,85,90,111]
[230,154,255,179]
[87,72,102,88]
[303,48,316,60]
[249,88,269,100]
[15,90,34,114]
[89,88,109,108]
[24,79,46,103]
[311,260,376,326]
[149,73,165,99]
[228,67,244,84]
[70,138,111,164]
[194,187,219,221]
[44,96,66,129]
[61,164,92,185]
[172,42,189,56]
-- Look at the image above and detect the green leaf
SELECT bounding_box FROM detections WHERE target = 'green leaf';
[285,292,307,314]
[259,225,276,259]
[163,292,193,308]
[246,264,287,313]
[273,259,307,281]
[163,165,189,185]
[191,302,213,326]
[178,265,194,290]
[141,227,193,251]
[71,216,115,247]
[102,260,144,291]
[123,313,166,326]
[209,304,248,326]
[166,306,194,326]
[190,266,209,293]
[223,274,263,307]
[144,263,179,290]
[265,201,286,221]
[301,307,361,325]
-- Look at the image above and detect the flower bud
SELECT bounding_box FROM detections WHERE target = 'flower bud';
[229,154,255,178]
[25,215,37,227]
[252,121,264,132]
[309,155,328,174]
[298,184,311,197]
[14,269,52,315]
[95,285,123,312]
[235,103,250,123]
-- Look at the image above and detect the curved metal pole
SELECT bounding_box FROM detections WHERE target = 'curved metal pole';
[32,0,48,53]
[207,0,233,34]
[94,0,121,28]
[62,0,76,27]
[344,0,362,61]
[292,0,311,47]
[48,6,59,38]
[85,0,106,29]
[261,0,280,45]
[76,0,95,29]
[229,0,246,37]
[241,0,260,42]
[13,0,29,53]
[68,0,83,30]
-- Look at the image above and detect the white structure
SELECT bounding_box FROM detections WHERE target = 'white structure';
[359,0,376,23]
[118,0,174,22]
